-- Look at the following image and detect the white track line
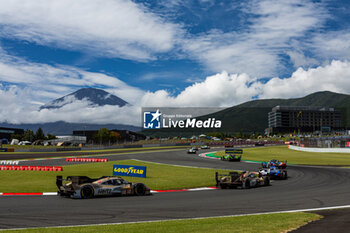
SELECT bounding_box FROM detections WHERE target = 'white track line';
[2,204,350,231]
[132,159,238,171]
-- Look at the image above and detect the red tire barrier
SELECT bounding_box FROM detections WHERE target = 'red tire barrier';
[66,158,108,162]
[0,165,63,171]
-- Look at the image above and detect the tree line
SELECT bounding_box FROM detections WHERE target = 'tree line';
[11,128,57,142]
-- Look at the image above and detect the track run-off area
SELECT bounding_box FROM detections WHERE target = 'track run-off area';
[0,146,350,230]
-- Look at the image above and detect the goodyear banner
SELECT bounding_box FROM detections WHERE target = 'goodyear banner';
[225,149,243,154]
[113,165,147,178]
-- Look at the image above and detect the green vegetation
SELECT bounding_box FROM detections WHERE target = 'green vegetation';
[0,212,321,233]
[0,159,230,192]
[10,128,57,142]
[93,128,121,145]
[214,145,350,165]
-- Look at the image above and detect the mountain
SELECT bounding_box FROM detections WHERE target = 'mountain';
[203,91,350,133]
[0,121,141,136]
[40,87,128,109]
[143,91,350,136]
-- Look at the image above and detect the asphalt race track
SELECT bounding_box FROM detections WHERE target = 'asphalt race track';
[1,147,350,230]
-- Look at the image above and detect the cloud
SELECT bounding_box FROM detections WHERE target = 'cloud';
[0,0,181,60]
[0,89,141,125]
[256,60,350,99]
[141,72,259,107]
[182,0,328,77]
[141,60,350,107]
[0,48,145,125]
[0,49,144,106]
[1,57,350,125]
[311,31,350,61]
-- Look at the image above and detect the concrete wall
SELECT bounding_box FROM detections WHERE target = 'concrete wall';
[289,145,350,153]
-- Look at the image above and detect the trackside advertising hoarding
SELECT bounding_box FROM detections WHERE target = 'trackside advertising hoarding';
[225,149,243,154]
[113,165,146,178]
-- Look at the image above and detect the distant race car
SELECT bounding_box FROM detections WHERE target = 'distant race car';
[187,148,197,154]
[261,159,287,169]
[56,176,151,199]
[215,171,270,189]
[221,154,241,162]
[201,145,210,149]
[259,166,288,180]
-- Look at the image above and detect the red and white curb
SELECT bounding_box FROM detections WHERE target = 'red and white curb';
[0,187,218,196]
[0,192,57,196]
[199,152,220,160]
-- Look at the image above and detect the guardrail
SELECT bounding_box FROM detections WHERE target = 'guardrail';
[289,145,350,153]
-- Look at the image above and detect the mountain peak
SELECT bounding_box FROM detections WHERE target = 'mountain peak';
[40,88,128,110]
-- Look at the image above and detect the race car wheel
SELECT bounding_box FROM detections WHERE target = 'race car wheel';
[134,183,146,196]
[284,171,288,180]
[81,185,94,199]
[220,183,227,189]
[244,180,250,189]
[264,177,270,186]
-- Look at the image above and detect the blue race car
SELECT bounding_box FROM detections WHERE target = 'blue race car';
[261,159,287,169]
[259,166,288,180]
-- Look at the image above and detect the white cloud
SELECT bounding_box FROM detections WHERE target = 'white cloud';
[1,58,350,125]
[182,0,327,77]
[0,0,181,60]
[141,72,259,107]
[256,60,350,99]
[0,49,145,125]
[312,31,350,61]
[141,60,350,107]
[0,49,144,106]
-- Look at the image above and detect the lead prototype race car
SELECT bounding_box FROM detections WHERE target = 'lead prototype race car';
[187,148,197,154]
[56,176,151,199]
[215,171,270,189]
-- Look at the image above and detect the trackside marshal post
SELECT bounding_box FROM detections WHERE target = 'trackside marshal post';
[113,165,147,178]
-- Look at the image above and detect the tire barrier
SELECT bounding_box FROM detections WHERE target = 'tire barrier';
[0,166,63,171]
[0,160,19,165]
[66,158,108,162]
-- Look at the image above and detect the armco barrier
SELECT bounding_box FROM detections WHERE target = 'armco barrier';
[56,148,81,152]
[66,158,108,162]
[0,165,63,171]
[123,145,143,148]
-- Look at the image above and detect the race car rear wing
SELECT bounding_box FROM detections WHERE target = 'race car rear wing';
[215,171,242,186]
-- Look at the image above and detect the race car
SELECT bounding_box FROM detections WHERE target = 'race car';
[261,159,287,169]
[220,148,243,162]
[201,145,210,149]
[220,154,241,161]
[56,176,151,199]
[215,171,270,189]
[187,148,197,154]
[259,166,288,180]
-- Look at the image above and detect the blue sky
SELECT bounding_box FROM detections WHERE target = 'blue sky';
[0,0,350,124]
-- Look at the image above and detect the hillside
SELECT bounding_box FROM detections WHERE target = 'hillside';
[143,91,350,136]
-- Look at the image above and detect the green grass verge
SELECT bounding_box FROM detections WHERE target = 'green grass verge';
[0,212,321,233]
[214,145,350,166]
[0,160,232,192]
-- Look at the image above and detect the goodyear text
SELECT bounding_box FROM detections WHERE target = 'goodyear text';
[113,165,147,178]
